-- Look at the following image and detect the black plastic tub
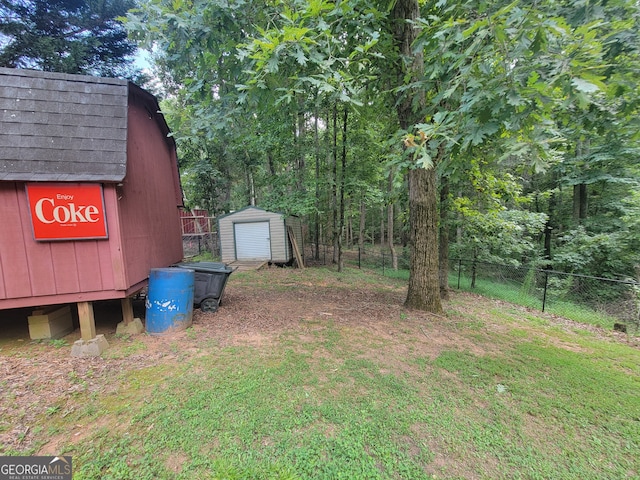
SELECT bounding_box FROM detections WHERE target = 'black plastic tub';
[173,262,234,312]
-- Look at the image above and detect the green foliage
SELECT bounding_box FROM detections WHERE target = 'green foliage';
[410,0,590,168]
[47,339,68,348]
[450,160,547,264]
[0,0,138,77]
[452,206,547,264]
[259,176,315,217]
[237,0,381,106]
[121,0,640,281]
[553,227,632,278]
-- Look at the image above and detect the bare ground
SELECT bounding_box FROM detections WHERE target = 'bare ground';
[0,266,637,454]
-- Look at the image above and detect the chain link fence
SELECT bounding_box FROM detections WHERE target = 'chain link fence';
[305,243,640,331]
[306,243,411,272]
[450,259,640,330]
[182,233,219,258]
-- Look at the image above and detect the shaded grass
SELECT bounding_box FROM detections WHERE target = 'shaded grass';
[349,254,621,331]
[451,273,622,330]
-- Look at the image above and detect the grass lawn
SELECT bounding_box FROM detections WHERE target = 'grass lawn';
[1,266,638,479]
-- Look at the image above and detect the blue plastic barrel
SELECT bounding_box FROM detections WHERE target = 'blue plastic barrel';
[145,268,195,335]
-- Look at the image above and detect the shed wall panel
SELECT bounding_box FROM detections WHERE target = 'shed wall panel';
[117,100,183,284]
[14,187,56,297]
[218,215,235,263]
[73,241,105,293]
[0,183,31,298]
[271,220,288,262]
[218,207,292,263]
[101,186,124,290]
[50,242,80,294]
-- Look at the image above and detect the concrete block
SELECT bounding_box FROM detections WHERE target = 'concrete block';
[70,334,110,358]
[28,305,74,340]
[116,318,144,335]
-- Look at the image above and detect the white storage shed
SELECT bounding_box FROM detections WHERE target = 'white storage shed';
[217,207,303,264]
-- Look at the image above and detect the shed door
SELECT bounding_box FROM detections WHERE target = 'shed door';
[234,222,271,260]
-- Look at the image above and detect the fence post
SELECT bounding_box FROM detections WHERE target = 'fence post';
[542,271,549,312]
[471,259,477,288]
[457,259,462,289]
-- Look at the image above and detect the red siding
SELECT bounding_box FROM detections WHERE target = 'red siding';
[0,183,31,299]
[117,99,183,287]
[0,183,127,308]
[0,96,183,310]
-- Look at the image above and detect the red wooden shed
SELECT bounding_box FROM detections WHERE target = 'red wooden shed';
[0,68,184,346]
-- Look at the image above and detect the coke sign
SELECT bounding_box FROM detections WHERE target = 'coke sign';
[26,183,108,240]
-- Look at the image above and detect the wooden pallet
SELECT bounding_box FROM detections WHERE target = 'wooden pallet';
[228,260,267,272]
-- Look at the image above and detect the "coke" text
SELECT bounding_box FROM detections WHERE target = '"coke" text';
[34,198,101,224]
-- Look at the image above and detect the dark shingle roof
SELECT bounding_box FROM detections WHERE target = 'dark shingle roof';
[0,67,129,182]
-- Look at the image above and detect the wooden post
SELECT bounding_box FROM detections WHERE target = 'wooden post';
[121,297,134,324]
[288,226,304,269]
[77,301,96,341]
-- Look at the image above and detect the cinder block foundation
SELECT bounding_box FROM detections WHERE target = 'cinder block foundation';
[116,318,144,335]
[71,334,109,358]
[28,305,74,340]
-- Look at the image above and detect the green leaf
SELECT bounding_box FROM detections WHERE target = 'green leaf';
[462,18,488,39]
[294,47,307,66]
[418,150,433,169]
[572,78,600,93]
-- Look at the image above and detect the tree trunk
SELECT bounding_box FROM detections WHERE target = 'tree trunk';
[471,251,477,289]
[332,103,339,265]
[388,205,398,270]
[247,169,256,206]
[388,168,398,270]
[297,99,306,191]
[380,207,385,248]
[439,175,450,299]
[573,140,588,223]
[544,190,555,261]
[338,106,348,272]
[456,189,463,245]
[245,150,256,206]
[314,97,320,260]
[331,103,340,265]
[267,151,275,177]
[359,201,366,255]
[404,167,442,310]
[573,183,588,222]
[392,0,442,313]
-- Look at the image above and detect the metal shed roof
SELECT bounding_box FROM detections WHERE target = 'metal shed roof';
[0,67,129,182]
